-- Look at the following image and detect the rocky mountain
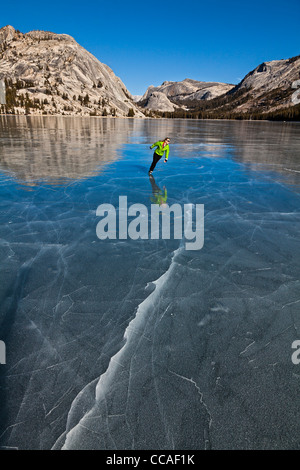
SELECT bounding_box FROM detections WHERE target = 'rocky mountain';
[0,25,144,117]
[1,25,298,120]
[132,95,142,102]
[138,78,234,112]
[139,56,300,119]
[140,91,181,112]
[224,56,300,114]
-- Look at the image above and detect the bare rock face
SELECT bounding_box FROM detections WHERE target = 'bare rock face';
[230,56,300,113]
[138,78,234,111]
[0,24,20,44]
[138,57,300,116]
[132,95,143,102]
[142,91,180,112]
[0,79,5,104]
[0,25,144,117]
[238,58,300,92]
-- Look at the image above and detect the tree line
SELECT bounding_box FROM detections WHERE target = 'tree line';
[153,86,300,122]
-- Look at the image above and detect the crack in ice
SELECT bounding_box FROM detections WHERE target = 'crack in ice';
[168,370,212,449]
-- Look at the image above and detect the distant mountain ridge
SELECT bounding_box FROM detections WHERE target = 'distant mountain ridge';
[138,56,300,119]
[222,55,300,114]
[0,25,144,117]
[138,78,234,112]
[0,24,299,120]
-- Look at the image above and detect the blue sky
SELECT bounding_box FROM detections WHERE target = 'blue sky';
[1,0,299,95]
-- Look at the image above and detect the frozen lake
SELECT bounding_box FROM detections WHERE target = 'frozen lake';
[0,116,300,450]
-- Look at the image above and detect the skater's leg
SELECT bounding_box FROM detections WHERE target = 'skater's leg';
[149,153,162,172]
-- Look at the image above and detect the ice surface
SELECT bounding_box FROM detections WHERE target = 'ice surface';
[0,117,300,449]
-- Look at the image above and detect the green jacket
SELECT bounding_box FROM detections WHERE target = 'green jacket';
[150,141,170,160]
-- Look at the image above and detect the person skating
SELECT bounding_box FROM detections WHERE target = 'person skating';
[148,137,170,174]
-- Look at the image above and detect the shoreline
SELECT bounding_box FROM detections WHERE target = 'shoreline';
[0,114,299,123]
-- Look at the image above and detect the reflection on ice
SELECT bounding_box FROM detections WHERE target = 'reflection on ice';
[0,116,141,184]
[0,117,300,450]
[149,175,168,207]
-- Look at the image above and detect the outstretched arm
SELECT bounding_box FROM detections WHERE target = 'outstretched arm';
[150,141,160,149]
[164,146,169,162]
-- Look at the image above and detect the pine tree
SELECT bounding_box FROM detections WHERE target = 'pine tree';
[83,94,90,106]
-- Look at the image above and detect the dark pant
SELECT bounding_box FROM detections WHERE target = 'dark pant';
[149,152,162,172]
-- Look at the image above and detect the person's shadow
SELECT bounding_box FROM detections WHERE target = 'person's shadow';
[149,175,168,207]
